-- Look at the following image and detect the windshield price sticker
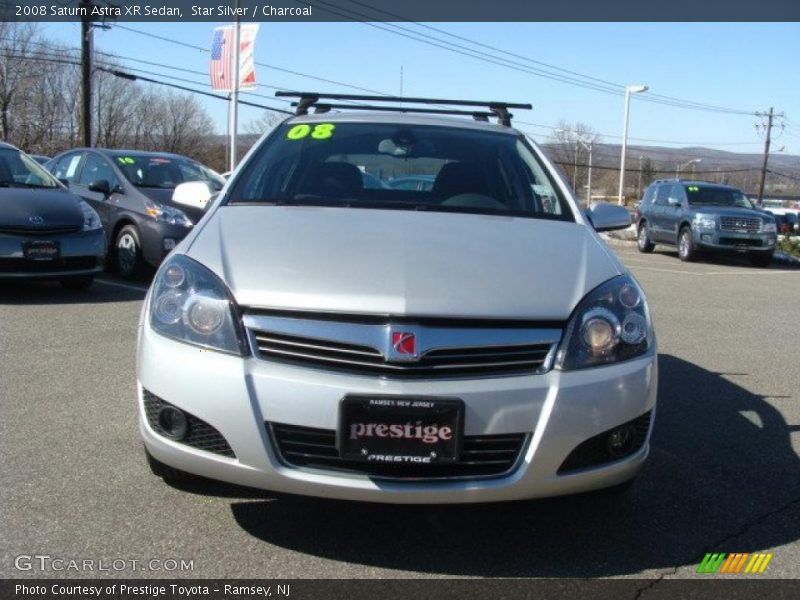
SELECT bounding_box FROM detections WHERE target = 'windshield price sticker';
[117,157,136,165]
[287,123,336,140]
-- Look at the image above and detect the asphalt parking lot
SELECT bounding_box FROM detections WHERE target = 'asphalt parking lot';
[1,245,799,583]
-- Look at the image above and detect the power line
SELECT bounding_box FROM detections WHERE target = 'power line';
[75,29,773,146]
[1,36,782,152]
[0,51,293,114]
[305,0,757,116]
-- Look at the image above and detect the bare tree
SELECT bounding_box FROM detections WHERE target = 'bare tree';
[247,110,282,135]
[549,121,600,197]
[0,22,40,142]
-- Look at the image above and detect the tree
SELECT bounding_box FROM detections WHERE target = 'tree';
[549,121,599,199]
[0,23,40,142]
[640,157,656,189]
[247,110,282,135]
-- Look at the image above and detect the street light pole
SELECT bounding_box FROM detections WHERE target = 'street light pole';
[637,155,644,198]
[574,134,594,204]
[617,84,648,205]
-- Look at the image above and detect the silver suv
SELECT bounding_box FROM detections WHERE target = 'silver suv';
[636,179,777,267]
[136,93,657,503]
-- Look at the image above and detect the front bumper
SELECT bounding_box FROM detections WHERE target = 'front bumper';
[137,318,658,504]
[139,221,192,268]
[0,228,105,279]
[693,228,775,253]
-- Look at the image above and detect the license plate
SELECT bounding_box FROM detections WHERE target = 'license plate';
[338,396,464,464]
[23,240,60,261]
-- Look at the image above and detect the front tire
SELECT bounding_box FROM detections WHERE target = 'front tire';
[637,223,655,253]
[60,275,94,290]
[749,252,773,268]
[115,225,144,279]
[678,227,697,262]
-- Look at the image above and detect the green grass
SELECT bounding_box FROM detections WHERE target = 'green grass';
[777,237,800,258]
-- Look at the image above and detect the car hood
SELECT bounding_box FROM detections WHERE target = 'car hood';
[693,206,773,219]
[0,187,83,230]
[186,206,622,320]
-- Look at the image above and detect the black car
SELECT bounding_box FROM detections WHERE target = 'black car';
[0,143,105,288]
[46,149,223,278]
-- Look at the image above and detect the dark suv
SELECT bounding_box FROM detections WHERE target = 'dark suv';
[635,180,777,267]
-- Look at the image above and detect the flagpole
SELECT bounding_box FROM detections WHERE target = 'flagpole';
[228,1,241,172]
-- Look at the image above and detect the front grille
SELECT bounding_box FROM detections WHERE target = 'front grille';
[719,237,762,247]
[0,226,81,236]
[251,330,553,378]
[143,390,236,458]
[558,411,652,474]
[269,422,528,480]
[720,217,761,233]
[0,256,96,274]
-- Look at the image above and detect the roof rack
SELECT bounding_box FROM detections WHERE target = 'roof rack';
[274,91,532,127]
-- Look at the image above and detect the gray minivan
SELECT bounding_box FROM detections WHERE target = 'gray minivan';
[635,179,777,267]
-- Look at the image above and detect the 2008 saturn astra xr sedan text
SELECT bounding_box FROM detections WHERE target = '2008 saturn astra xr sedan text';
[136,93,658,503]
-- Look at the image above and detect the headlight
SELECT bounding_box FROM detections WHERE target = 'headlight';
[149,254,246,355]
[144,200,193,227]
[693,214,716,229]
[79,200,102,231]
[762,221,777,233]
[555,274,653,371]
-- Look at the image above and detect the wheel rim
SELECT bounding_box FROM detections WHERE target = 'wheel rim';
[679,231,689,257]
[117,233,137,274]
[638,226,648,247]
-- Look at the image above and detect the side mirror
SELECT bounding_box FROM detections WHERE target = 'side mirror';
[586,202,632,232]
[58,178,70,187]
[172,181,215,212]
[667,197,682,207]
[88,179,111,197]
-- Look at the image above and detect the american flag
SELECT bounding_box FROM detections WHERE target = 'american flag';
[209,27,232,91]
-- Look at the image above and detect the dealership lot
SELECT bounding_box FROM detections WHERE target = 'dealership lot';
[1,246,799,581]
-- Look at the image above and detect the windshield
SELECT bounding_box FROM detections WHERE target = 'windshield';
[0,148,60,188]
[114,155,223,190]
[685,185,753,209]
[229,122,572,220]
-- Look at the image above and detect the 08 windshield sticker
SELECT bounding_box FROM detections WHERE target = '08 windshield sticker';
[117,157,136,165]
[687,185,699,192]
[286,123,336,141]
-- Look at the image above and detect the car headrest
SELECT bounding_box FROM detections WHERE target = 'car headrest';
[308,161,363,198]
[432,162,490,199]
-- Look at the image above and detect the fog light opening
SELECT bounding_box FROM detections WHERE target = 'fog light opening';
[157,405,189,440]
[701,233,712,242]
[607,425,636,458]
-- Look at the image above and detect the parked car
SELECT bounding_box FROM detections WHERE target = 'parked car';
[46,149,224,279]
[766,209,800,236]
[0,142,105,289]
[636,179,777,267]
[137,93,657,503]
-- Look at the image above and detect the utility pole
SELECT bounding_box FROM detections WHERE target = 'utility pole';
[228,2,241,172]
[80,0,93,147]
[756,107,785,206]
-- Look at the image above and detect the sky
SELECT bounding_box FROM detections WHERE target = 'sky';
[39,21,800,157]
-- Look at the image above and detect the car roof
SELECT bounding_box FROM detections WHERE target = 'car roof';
[284,111,521,136]
[0,141,19,151]
[71,147,188,160]
[653,179,741,192]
